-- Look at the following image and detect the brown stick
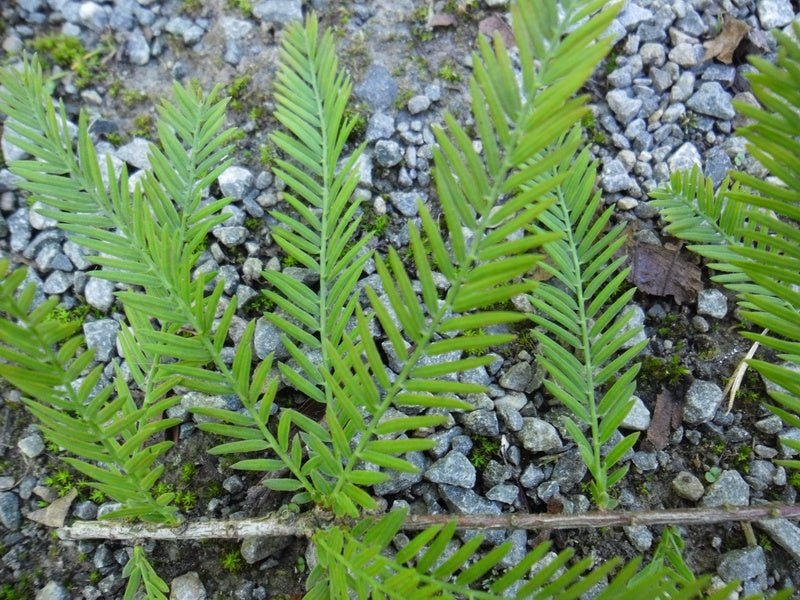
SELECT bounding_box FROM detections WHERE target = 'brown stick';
[58,504,800,540]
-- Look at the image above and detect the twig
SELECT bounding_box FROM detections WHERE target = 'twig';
[724,331,766,413]
[58,504,800,540]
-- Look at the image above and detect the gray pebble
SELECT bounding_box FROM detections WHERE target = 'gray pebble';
[126,29,150,65]
[355,64,398,111]
[702,470,750,507]
[407,95,431,115]
[84,319,120,362]
[84,277,115,312]
[374,140,403,167]
[718,546,766,583]
[388,191,421,217]
[18,434,45,458]
[35,582,70,600]
[757,0,794,28]
[499,362,533,392]
[218,166,254,200]
[697,289,728,319]
[516,418,562,453]
[252,0,302,24]
[620,396,651,431]
[212,226,248,247]
[687,82,736,120]
[607,89,642,124]
[170,572,207,600]
[684,379,724,425]
[671,471,705,501]
[0,492,21,530]
[425,451,476,488]
[668,142,702,173]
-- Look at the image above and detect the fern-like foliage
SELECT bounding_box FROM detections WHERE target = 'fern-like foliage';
[305,0,627,520]
[122,546,169,600]
[266,13,372,388]
[728,21,800,464]
[0,261,180,524]
[650,22,800,464]
[306,509,735,599]
[529,140,646,509]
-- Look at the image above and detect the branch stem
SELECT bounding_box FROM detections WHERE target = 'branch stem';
[59,504,800,540]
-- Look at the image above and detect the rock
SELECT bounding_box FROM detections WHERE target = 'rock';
[8,209,31,252]
[697,289,728,319]
[44,271,72,294]
[182,393,236,423]
[617,3,653,29]
[602,159,635,193]
[374,140,403,167]
[551,449,588,492]
[684,379,724,425]
[668,142,702,174]
[73,500,98,520]
[170,572,206,600]
[756,519,800,563]
[35,582,70,600]
[374,451,426,495]
[116,137,151,170]
[18,434,45,458]
[425,451,476,488]
[79,1,109,31]
[632,450,658,471]
[757,0,794,29]
[0,492,21,530]
[461,410,500,437]
[126,29,150,65]
[252,0,302,23]
[438,484,501,516]
[29,201,58,229]
[607,89,642,124]
[241,536,291,564]
[668,42,703,67]
[84,319,120,362]
[366,113,395,142]
[85,277,116,312]
[687,82,735,120]
[356,64,398,111]
[620,396,651,431]
[223,475,244,494]
[407,95,431,114]
[388,191,421,217]
[517,418,562,453]
[486,484,519,504]
[717,547,766,583]
[254,317,286,360]
[218,166,254,200]
[499,362,533,392]
[212,226,248,246]
[624,525,653,552]
[701,470,749,507]
[619,305,647,349]
[755,415,784,435]
[671,471,705,501]
[704,146,733,188]
[520,464,545,489]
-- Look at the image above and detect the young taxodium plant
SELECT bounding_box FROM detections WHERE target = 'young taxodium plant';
[0,1,743,598]
[650,21,800,465]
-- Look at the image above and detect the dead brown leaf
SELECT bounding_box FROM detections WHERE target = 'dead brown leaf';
[627,241,703,305]
[703,16,750,64]
[27,488,77,528]
[644,388,682,452]
[479,15,515,48]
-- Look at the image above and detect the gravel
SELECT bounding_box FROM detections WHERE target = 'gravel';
[701,470,750,507]
[717,547,767,583]
[425,450,476,488]
[683,380,724,425]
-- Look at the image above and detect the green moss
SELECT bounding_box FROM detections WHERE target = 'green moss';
[394,89,415,111]
[438,59,461,83]
[259,142,277,168]
[470,436,500,469]
[244,294,276,318]
[48,304,93,325]
[120,88,148,108]
[732,445,751,474]
[227,74,253,112]
[411,6,434,42]
[105,132,123,146]
[345,104,367,142]
[789,471,800,490]
[221,549,244,574]
[226,0,252,16]
[174,490,197,511]
[244,216,263,231]
[44,468,77,497]
[282,255,300,268]
[581,112,606,145]
[180,463,197,483]
[361,207,390,237]
[639,354,690,388]
[180,0,203,14]
[132,114,155,137]
[31,34,110,88]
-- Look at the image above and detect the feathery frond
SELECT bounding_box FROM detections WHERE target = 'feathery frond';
[729,22,800,464]
[265,13,371,400]
[0,261,179,524]
[309,0,624,517]
[123,546,169,600]
[529,139,646,508]
[306,509,731,599]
